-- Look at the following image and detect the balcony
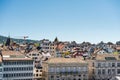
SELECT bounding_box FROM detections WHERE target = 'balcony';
[59,71,84,75]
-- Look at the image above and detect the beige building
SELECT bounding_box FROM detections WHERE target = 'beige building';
[34,67,42,80]
[42,58,88,80]
[92,54,120,80]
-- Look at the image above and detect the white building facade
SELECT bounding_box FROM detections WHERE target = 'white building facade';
[0,51,34,80]
[0,59,3,80]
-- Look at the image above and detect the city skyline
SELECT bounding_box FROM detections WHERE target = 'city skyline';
[0,0,120,43]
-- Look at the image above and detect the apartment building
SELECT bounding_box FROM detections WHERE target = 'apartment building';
[0,51,34,80]
[92,54,120,80]
[42,58,88,80]
[34,67,42,80]
[40,39,55,57]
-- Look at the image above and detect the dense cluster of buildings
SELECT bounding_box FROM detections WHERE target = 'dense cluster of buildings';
[0,37,120,80]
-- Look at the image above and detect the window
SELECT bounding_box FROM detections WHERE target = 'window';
[83,74,86,77]
[36,70,38,72]
[108,69,111,74]
[108,63,111,67]
[117,63,120,67]
[117,69,120,74]
[83,67,87,72]
[61,67,65,72]
[40,70,42,72]
[98,63,101,67]
[29,54,31,56]
[112,69,115,74]
[67,67,71,72]
[35,57,37,59]
[37,54,39,56]
[102,62,106,67]
[56,67,60,73]
[78,67,81,72]
[98,69,101,75]
[51,76,54,78]
[73,67,76,72]
[79,75,81,77]
[92,62,94,67]
[32,54,36,56]
[102,69,105,74]
[112,63,115,67]
[49,68,54,72]
[36,74,38,76]
[56,76,59,78]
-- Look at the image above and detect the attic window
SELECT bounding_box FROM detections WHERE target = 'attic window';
[105,57,116,60]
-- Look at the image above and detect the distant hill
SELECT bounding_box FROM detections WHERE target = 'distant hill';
[0,35,39,44]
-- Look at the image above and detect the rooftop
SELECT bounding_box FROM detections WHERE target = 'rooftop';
[46,57,87,64]
[116,47,120,50]
[96,54,120,61]
[1,51,32,61]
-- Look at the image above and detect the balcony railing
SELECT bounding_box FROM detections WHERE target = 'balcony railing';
[43,71,88,75]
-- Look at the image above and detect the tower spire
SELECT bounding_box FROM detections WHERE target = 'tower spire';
[54,37,59,43]
[5,35,11,46]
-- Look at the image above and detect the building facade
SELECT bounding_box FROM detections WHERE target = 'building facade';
[42,58,88,80]
[92,54,120,80]
[0,56,2,80]
[0,51,34,80]
[26,50,43,80]
[40,39,55,57]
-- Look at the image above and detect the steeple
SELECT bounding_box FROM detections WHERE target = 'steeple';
[5,36,11,46]
[54,37,59,43]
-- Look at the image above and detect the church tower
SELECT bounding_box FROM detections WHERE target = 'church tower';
[5,36,11,46]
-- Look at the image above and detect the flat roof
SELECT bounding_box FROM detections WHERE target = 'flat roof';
[2,51,32,61]
[46,57,88,64]
[96,54,120,61]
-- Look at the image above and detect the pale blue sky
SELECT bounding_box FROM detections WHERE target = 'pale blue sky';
[0,0,120,43]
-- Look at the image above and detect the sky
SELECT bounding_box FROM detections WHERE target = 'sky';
[0,0,120,43]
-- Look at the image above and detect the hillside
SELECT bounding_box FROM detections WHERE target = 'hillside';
[0,35,39,44]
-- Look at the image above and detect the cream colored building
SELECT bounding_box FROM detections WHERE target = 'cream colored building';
[42,58,88,80]
[34,67,42,80]
[92,54,120,80]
